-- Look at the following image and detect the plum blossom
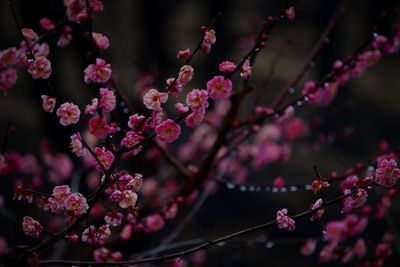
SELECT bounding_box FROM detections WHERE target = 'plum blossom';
[93,247,122,263]
[22,216,42,238]
[276,208,295,231]
[94,147,114,170]
[311,179,330,194]
[310,198,324,221]
[166,77,183,96]
[178,65,194,85]
[325,221,348,244]
[285,6,295,21]
[155,119,181,143]
[99,88,116,112]
[28,56,52,79]
[201,29,216,54]
[70,133,87,157]
[52,185,71,201]
[177,48,192,60]
[65,193,89,216]
[121,131,144,148]
[375,158,400,188]
[119,190,138,209]
[206,76,233,100]
[21,29,38,43]
[0,67,17,91]
[84,58,112,83]
[185,109,205,128]
[301,239,317,256]
[143,89,168,111]
[143,213,165,233]
[219,60,237,73]
[39,18,55,31]
[104,211,123,226]
[97,224,111,240]
[92,32,109,50]
[127,113,146,132]
[56,102,81,126]
[40,95,56,113]
[186,89,209,111]
[240,59,252,78]
[89,117,111,139]
[85,98,99,115]
[342,189,368,213]
[82,225,98,244]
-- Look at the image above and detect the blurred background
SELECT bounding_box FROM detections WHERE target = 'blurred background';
[0,0,399,266]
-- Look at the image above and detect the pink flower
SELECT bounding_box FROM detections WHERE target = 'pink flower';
[143,88,168,111]
[375,243,392,259]
[325,221,348,244]
[276,208,295,231]
[94,147,114,170]
[92,32,109,50]
[0,48,17,67]
[143,213,165,233]
[40,95,56,113]
[119,173,143,192]
[57,31,72,47]
[285,6,295,21]
[121,131,144,148]
[22,216,42,238]
[89,117,111,139]
[99,88,116,112]
[56,102,81,126]
[177,48,192,60]
[164,203,178,220]
[104,211,124,226]
[70,133,87,157]
[186,89,209,111]
[311,180,330,194]
[84,58,112,83]
[178,65,194,85]
[201,29,216,54]
[318,244,339,263]
[89,0,104,12]
[119,190,138,209]
[82,225,98,244]
[127,114,146,132]
[52,185,71,202]
[206,76,233,100]
[39,18,55,32]
[342,189,368,213]
[354,238,367,258]
[166,78,183,96]
[184,109,205,128]
[0,67,17,91]
[21,29,38,43]
[28,56,52,79]
[175,103,189,114]
[273,176,285,188]
[301,239,317,256]
[375,158,400,188]
[240,59,252,78]
[65,193,89,216]
[310,198,324,221]
[155,119,181,143]
[219,60,237,73]
[85,98,99,115]
[97,224,111,240]
[93,247,122,263]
